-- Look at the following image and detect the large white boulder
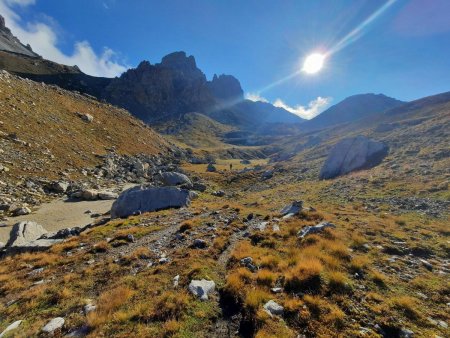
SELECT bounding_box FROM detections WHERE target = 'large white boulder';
[319,136,388,179]
[6,221,47,247]
[111,186,192,218]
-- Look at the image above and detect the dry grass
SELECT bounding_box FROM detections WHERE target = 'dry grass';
[371,270,388,286]
[87,286,133,328]
[284,258,323,293]
[255,269,276,287]
[327,271,351,293]
[244,289,271,312]
[391,296,421,319]
[91,240,109,253]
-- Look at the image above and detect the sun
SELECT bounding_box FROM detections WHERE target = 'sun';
[302,53,325,74]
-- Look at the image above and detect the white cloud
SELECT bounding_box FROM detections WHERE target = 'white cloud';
[273,96,332,119]
[245,92,268,103]
[0,0,128,77]
[246,92,332,120]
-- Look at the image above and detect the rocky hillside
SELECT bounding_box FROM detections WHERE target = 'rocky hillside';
[301,93,404,132]
[0,69,173,183]
[0,17,304,146]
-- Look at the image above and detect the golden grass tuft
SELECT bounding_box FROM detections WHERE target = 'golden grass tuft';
[244,289,270,312]
[87,286,133,328]
[255,269,276,287]
[151,291,190,321]
[391,296,421,319]
[327,271,351,293]
[163,319,181,336]
[371,270,388,286]
[350,256,371,273]
[284,258,323,293]
[91,240,109,253]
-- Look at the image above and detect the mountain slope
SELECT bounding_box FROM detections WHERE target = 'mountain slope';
[0,16,303,147]
[155,112,235,148]
[301,93,404,131]
[0,70,171,181]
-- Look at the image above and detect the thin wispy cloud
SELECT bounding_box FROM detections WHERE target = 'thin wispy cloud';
[246,92,331,120]
[0,0,128,77]
[245,92,268,103]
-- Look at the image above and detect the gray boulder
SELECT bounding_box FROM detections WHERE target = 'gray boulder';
[10,239,62,252]
[157,172,192,187]
[6,221,47,247]
[48,181,69,194]
[280,201,303,217]
[111,186,192,218]
[11,206,31,216]
[81,189,99,200]
[206,163,217,172]
[298,221,336,238]
[188,279,215,300]
[98,191,118,200]
[319,136,388,179]
[192,182,207,192]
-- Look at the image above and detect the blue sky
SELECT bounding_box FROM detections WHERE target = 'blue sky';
[1,0,450,118]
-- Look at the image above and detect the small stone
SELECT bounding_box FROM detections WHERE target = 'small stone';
[188,279,215,300]
[0,320,23,337]
[419,259,433,271]
[159,257,169,264]
[173,275,180,288]
[12,206,31,216]
[271,287,283,293]
[206,163,217,172]
[84,303,96,314]
[263,300,284,316]
[399,328,414,338]
[42,317,64,334]
[192,239,207,249]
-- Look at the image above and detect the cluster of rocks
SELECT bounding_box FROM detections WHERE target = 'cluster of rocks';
[1,220,88,253]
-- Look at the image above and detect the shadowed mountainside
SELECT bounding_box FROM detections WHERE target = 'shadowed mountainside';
[301,93,404,132]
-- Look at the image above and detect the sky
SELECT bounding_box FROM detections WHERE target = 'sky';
[1,0,450,119]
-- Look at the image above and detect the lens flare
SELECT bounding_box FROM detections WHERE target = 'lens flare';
[302,53,325,74]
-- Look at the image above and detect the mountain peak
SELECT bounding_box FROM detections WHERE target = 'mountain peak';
[301,93,404,131]
[208,74,243,101]
[160,51,198,71]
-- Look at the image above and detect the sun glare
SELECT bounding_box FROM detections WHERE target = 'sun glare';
[302,53,325,74]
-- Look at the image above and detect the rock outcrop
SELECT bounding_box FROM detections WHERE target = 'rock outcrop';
[6,221,48,247]
[0,15,39,57]
[102,52,215,122]
[111,186,192,218]
[319,136,389,179]
[207,74,243,101]
[5,221,63,252]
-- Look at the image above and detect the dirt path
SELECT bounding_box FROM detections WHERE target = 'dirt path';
[0,185,136,243]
